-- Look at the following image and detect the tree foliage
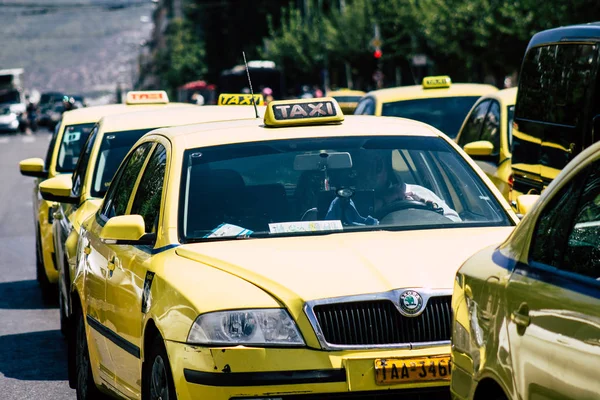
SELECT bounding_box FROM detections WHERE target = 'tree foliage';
[154,19,206,97]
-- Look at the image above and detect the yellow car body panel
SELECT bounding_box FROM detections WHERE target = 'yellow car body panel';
[73,111,518,399]
[28,101,194,286]
[455,87,517,205]
[451,140,600,400]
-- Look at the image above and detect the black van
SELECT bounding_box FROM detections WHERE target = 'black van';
[512,22,600,198]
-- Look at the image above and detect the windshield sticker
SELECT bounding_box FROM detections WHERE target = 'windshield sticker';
[268,220,343,234]
[64,131,81,143]
[203,223,253,238]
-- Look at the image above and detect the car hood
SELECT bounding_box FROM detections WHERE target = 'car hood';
[176,226,513,303]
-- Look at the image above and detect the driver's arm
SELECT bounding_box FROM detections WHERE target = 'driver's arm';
[405,184,461,222]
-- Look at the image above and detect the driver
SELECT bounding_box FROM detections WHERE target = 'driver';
[355,150,461,222]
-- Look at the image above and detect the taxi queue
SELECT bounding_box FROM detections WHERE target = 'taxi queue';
[17,35,600,400]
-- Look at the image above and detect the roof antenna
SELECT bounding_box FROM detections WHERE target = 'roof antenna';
[243,51,260,119]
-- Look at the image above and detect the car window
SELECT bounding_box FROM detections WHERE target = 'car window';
[179,136,512,241]
[354,97,375,115]
[44,122,61,171]
[55,123,96,173]
[480,101,501,156]
[90,128,156,198]
[563,162,600,279]
[458,100,491,147]
[71,125,98,197]
[100,143,153,220]
[130,144,167,233]
[529,171,587,268]
[381,96,482,139]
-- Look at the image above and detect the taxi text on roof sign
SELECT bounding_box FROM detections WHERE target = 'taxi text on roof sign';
[218,93,265,106]
[125,90,169,105]
[422,76,452,89]
[264,97,344,127]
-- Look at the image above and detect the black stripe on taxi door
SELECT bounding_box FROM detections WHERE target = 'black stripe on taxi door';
[86,315,141,359]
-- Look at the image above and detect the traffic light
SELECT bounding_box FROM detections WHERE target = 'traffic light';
[374,48,382,59]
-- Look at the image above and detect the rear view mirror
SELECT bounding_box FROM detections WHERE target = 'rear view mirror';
[19,158,47,178]
[294,152,353,171]
[100,215,147,244]
[463,141,494,157]
[39,174,78,204]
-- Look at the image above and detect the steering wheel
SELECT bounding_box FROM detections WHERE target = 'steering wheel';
[375,199,442,220]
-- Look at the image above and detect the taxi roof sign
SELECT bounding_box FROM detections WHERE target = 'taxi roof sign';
[125,90,169,105]
[422,75,452,89]
[218,93,264,106]
[264,97,344,127]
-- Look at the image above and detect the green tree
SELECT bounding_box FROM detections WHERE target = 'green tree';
[154,19,207,97]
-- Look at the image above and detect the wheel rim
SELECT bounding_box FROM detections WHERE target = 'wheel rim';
[150,355,169,400]
[76,318,90,396]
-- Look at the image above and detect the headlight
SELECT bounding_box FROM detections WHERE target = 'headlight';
[10,119,19,128]
[187,309,305,346]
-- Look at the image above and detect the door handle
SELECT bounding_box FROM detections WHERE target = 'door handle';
[511,303,531,329]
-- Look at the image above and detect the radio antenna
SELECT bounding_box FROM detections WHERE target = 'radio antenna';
[243,51,260,119]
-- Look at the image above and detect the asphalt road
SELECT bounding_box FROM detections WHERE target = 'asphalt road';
[0,129,75,399]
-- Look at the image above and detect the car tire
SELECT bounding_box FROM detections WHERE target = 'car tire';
[143,334,177,400]
[59,288,68,337]
[35,227,54,303]
[75,312,106,400]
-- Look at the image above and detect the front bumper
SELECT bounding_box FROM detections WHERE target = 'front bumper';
[166,341,451,400]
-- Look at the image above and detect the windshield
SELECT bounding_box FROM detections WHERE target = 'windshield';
[56,123,96,172]
[381,96,481,139]
[90,128,155,198]
[332,96,362,103]
[179,136,512,242]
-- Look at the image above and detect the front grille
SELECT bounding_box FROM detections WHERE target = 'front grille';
[313,296,451,346]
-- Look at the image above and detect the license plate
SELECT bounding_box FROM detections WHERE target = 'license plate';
[374,355,451,385]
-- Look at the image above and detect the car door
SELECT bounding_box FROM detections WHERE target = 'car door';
[84,142,154,387]
[505,160,600,400]
[105,143,168,397]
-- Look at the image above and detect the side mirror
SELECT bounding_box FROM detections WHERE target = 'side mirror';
[513,194,540,217]
[100,215,151,245]
[463,141,494,157]
[19,158,47,178]
[39,174,78,204]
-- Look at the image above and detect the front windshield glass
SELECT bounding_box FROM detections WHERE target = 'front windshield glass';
[56,123,96,172]
[332,96,362,103]
[381,96,481,139]
[180,136,512,242]
[90,128,155,198]
[0,90,20,104]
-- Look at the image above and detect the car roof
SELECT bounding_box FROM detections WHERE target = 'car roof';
[58,102,195,126]
[365,83,498,103]
[527,22,600,51]
[327,90,366,97]
[150,115,442,151]
[479,86,518,105]
[97,105,266,133]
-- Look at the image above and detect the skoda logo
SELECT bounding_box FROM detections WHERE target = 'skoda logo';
[399,290,424,316]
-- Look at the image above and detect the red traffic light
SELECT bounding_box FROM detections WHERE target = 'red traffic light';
[374,49,382,59]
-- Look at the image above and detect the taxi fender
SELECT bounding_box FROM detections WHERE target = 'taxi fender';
[145,255,283,344]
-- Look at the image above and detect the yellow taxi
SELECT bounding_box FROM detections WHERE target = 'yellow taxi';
[354,76,498,139]
[38,100,266,336]
[451,139,600,400]
[327,89,366,114]
[70,97,518,399]
[455,87,517,206]
[18,90,194,299]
